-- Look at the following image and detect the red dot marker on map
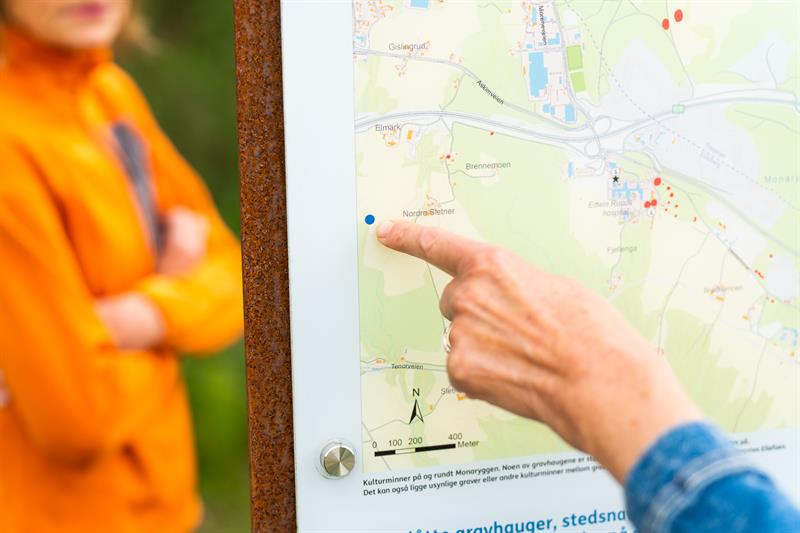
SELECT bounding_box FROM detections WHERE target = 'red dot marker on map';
[645,201,651,209]
[662,18,670,30]
[674,9,684,22]
[651,199,658,206]
[654,177,662,186]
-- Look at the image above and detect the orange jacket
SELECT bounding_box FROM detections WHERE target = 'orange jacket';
[0,29,243,533]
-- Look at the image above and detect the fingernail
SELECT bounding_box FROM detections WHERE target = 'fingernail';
[376,221,393,240]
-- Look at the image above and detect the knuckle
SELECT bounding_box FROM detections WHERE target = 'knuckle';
[470,246,513,277]
[485,247,511,267]
[447,349,471,389]
[450,285,478,314]
[446,323,477,388]
[438,293,451,316]
[418,227,440,256]
[440,282,461,318]
[448,320,466,349]
[534,373,559,400]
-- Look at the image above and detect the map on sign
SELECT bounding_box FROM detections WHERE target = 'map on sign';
[353,0,800,473]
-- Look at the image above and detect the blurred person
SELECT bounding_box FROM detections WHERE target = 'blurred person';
[377,220,800,533]
[0,1,243,532]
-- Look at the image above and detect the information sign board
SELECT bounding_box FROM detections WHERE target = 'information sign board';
[266,2,800,531]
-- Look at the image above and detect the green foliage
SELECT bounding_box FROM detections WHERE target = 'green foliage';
[183,346,250,533]
[120,3,249,532]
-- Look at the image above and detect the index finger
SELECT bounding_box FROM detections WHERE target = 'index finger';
[376,220,482,276]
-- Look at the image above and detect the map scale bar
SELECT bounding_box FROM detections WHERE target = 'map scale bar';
[374,443,456,457]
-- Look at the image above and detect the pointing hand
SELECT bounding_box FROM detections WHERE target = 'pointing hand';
[377,220,701,481]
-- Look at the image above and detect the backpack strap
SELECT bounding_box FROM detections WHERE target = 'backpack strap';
[111,122,164,254]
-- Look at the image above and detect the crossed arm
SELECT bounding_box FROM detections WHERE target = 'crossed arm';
[0,135,241,462]
[95,207,210,351]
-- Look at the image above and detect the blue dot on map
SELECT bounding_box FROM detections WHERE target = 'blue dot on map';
[365,214,376,225]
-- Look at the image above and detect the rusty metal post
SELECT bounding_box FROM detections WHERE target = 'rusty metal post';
[232,1,296,531]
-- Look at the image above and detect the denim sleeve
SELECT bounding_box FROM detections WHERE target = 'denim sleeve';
[624,422,800,533]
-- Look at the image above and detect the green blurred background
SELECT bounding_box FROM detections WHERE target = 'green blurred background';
[120,3,250,532]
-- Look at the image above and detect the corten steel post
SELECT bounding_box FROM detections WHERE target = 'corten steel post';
[233,1,297,531]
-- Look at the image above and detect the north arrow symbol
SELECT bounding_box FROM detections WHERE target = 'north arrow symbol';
[409,399,424,424]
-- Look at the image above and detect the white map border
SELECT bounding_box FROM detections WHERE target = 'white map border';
[282,2,800,531]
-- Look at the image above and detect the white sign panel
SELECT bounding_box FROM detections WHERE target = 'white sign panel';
[280,1,800,531]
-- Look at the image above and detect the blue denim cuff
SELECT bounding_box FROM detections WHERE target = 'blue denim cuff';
[624,422,757,533]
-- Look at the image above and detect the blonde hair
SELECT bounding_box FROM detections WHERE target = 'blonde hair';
[117,2,158,54]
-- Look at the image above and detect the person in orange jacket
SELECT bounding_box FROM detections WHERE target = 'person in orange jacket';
[0,1,244,531]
